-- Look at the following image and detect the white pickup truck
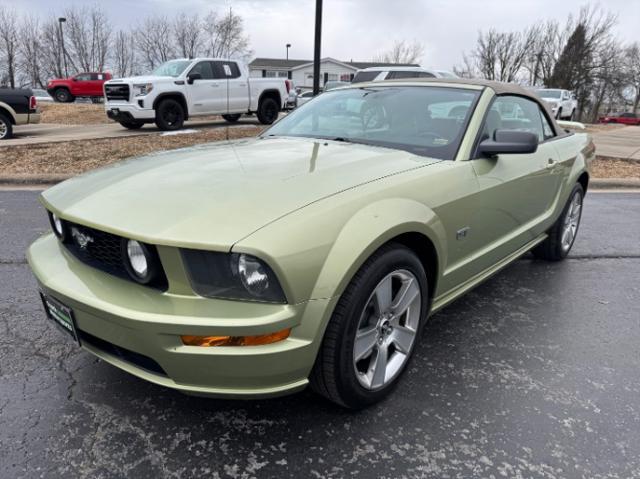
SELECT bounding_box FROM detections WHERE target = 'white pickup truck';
[535,88,577,120]
[104,58,290,130]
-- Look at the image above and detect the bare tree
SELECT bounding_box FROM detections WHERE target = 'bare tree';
[623,43,640,114]
[40,18,65,79]
[17,15,44,87]
[63,6,111,73]
[0,7,19,87]
[203,9,251,59]
[174,13,201,59]
[112,30,136,78]
[373,40,424,64]
[135,16,174,70]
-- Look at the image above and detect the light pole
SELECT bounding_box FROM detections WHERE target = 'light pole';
[312,0,322,95]
[286,43,291,60]
[58,17,68,78]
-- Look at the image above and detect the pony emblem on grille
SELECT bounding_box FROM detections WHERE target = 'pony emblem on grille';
[71,227,94,250]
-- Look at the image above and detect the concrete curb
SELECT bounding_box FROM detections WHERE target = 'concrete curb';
[2,175,640,189]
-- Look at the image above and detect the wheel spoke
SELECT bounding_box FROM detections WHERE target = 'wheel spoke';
[370,345,388,388]
[374,275,393,314]
[391,278,420,316]
[354,327,378,361]
[392,325,415,355]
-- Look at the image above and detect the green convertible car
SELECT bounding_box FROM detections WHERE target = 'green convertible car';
[28,79,593,408]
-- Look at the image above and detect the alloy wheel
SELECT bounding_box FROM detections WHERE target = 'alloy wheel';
[561,191,582,252]
[353,269,422,390]
[0,119,7,139]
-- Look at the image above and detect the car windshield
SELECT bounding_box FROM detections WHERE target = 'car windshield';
[265,86,480,160]
[537,89,562,99]
[151,60,192,77]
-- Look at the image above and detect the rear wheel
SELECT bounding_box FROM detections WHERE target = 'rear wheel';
[310,244,429,409]
[257,97,279,125]
[533,183,584,261]
[0,113,13,140]
[119,121,144,130]
[54,88,74,103]
[222,114,241,123]
[155,99,185,131]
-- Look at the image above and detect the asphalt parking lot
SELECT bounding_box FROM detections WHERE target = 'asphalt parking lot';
[1,190,639,479]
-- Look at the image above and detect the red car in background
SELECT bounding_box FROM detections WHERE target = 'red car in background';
[47,72,112,103]
[599,112,640,126]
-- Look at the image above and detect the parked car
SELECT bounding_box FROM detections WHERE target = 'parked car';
[47,72,113,103]
[599,112,640,126]
[0,87,41,139]
[103,58,291,130]
[295,90,315,107]
[352,66,458,83]
[323,81,350,92]
[28,78,593,409]
[535,88,577,120]
[32,88,54,103]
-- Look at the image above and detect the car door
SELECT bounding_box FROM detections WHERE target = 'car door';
[186,61,226,114]
[90,73,106,96]
[220,61,250,113]
[469,95,562,270]
[71,73,92,96]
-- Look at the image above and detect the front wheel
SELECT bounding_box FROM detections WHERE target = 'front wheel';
[54,88,74,103]
[0,113,13,140]
[533,183,584,261]
[310,244,429,409]
[256,97,279,125]
[154,99,185,131]
[119,121,144,130]
[222,114,241,123]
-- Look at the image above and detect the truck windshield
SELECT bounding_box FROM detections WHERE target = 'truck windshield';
[151,60,192,77]
[264,86,480,161]
[537,89,562,99]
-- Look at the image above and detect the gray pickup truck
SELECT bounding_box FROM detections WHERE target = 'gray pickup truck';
[0,88,41,139]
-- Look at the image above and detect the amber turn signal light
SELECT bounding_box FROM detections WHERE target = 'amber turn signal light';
[181,328,291,347]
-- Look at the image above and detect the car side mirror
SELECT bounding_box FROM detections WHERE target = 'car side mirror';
[187,73,202,85]
[477,129,538,157]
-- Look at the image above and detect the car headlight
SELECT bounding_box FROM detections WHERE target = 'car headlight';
[48,211,68,241]
[133,83,153,97]
[181,250,287,303]
[122,239,160,284]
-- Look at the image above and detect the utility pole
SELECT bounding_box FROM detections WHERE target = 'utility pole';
[58,17,68,78]
[286,43,291,60]
[312,0,323,95]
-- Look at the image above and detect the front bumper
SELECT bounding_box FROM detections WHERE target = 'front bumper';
[28,233,329,398]
[105,102,156,122]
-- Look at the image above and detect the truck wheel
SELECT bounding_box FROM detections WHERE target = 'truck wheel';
[257,97,279,125]
[222,114,241,123]
[155,99,185,131]
[54,88,74,103]
[556,108,562,120]
[0,113,13,140]
[568,109,575,121]
[119,121,144,130]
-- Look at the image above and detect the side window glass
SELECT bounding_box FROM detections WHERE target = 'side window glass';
[210,61,227,79]
[190,62,214,80]
[483,96,545,143]
[539,108,555,140]
[75,74,91,81]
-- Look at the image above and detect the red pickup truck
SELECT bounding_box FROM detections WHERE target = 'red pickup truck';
[47,72,112,103]
[599,112,640,126]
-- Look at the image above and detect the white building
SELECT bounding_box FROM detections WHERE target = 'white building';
[248,57,419,87]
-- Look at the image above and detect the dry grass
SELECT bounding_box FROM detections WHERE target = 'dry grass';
[592,157,640,179]
[0,126,262,175]
[39,102,111,125]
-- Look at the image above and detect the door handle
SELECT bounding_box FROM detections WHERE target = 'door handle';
[546,158,558,169]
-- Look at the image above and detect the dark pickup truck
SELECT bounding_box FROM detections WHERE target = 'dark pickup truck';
[0,88,41,139]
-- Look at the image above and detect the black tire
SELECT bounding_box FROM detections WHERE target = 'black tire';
[310,243,429,409]
[568,109,575,121]
[556,108,562,120]
[0,113,13,140]
[256,97,279,125]
[119,121,144,130]
[154,99,185,131]
[54,88,74,103]
[222,114,241,123]
[533,183,584,261]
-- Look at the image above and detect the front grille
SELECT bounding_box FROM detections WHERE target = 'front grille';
[105,83,130,102]
[63,221,168,291]
[79,329,167,377]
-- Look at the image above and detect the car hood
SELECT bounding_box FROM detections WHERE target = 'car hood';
[42,137,438,250]
[106,75,175,84]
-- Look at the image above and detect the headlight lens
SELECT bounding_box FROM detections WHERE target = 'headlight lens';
[126,240,148,278]
[181,250,287,303]
[133,83,153,97]
[48,211,67,240]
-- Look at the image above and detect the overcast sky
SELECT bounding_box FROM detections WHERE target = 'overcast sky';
[5,0,640,69]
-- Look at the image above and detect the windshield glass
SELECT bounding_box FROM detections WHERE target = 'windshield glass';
[537,89,562,99]
[151,60,192,77]
[265,86,480,160]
